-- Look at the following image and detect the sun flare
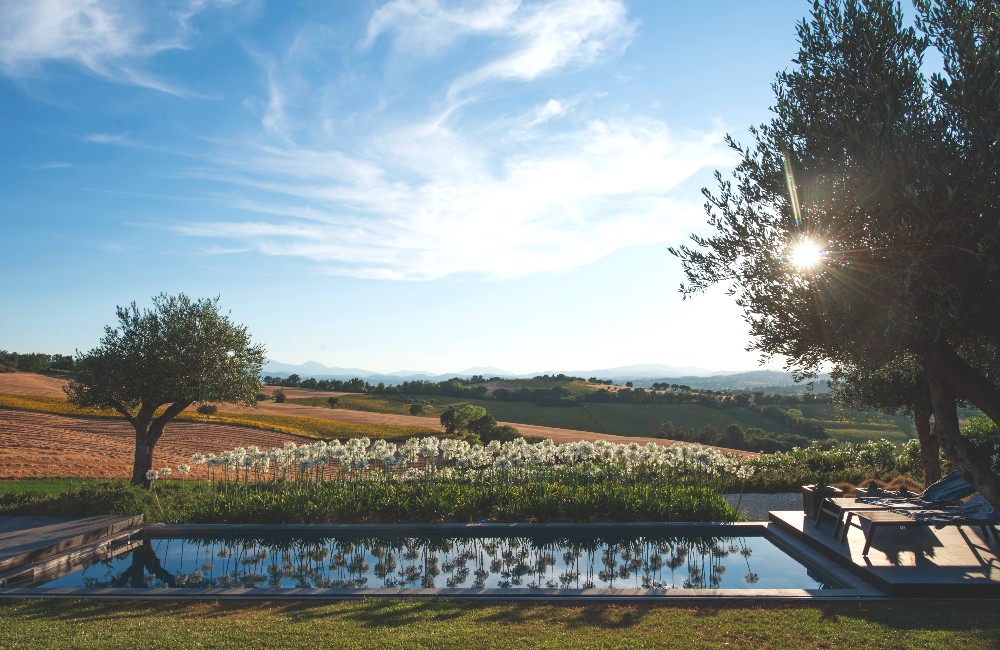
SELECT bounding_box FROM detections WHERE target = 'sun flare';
[789,238,824,270]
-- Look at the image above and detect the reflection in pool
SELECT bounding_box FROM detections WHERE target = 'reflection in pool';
[30,532,844,590]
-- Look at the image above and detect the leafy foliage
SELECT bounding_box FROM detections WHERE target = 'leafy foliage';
[196,404,218,418]
[671,0,1000,506]
[65,294,265,486]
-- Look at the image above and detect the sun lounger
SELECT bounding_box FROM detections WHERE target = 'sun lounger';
[816,471,977,538]
[854,471,977,508]
[842,494,1000,556]
[815,498,892,538]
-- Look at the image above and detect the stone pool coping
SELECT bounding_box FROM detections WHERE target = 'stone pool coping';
[0,520,881,601]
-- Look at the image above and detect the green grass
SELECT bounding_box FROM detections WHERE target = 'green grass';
[289,390,918,444]
[0,474,737,525]
[308,395,915,443]
[0,480,212,524]
[434,400,797,439]
[0,600,996,649]
[798,404,915,443]
[290,393,445,416]
[0,478,84,495]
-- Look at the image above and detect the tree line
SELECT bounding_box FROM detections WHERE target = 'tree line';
[0,350,74,373]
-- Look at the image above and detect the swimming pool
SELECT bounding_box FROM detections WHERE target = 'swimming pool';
[8,523,852,594]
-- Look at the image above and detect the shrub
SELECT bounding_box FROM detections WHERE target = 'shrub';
[963,415,1000,470]
[273,389,286,403]
[196,404,218,418]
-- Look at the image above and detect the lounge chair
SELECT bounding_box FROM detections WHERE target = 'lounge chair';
[841,494,1000,556]
[816,471,975,538]
[855,470,976,507]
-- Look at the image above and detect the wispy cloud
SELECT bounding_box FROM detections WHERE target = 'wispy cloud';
[167,0,732,281]
[87,240,128,253]
[0,0,238,94]
[25,161,75,170]
[179,115,731,280]
[83,132,131,144]
[364,0,634,102]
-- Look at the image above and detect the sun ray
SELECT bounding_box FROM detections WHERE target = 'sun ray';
[789,238,824,270]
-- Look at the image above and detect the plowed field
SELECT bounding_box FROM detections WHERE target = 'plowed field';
[0,410,311,479]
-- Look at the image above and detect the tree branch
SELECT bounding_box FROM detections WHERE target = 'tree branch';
[921,340,1000,425]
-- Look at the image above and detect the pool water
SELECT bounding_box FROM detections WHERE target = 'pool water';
[30,532,844,590]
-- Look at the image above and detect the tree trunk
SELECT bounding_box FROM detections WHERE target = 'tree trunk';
[132,428,156,488]
[129,401,190,487]
[927,370,1000,511]
[923,340,1000,426]
[913,405,941,486]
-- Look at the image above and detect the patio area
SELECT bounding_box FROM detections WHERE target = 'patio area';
[770,509,1000,597]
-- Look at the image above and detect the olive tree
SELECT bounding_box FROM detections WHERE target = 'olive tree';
[671,0,1000,507]
[66,293,265,487]
[829,358,940,484]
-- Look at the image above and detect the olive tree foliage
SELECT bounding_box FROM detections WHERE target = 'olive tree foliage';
[828,358,940,484]
[670,0,1000,507]
[66,294,265,487]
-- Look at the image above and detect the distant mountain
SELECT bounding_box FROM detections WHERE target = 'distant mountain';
[558,364,737,379]
[260,359,811,390]
[262,359,378,378]
[456,366,516,377]
[631,370,832,393]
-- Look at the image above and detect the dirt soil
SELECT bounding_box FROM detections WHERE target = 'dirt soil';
[0,373,68,397]
[0,374,751,479]
[0,410,312,480]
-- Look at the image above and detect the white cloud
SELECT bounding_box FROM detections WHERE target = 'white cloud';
[177,116,732,280]
[25,161,74,170]
[83,132,130,144]
[364,0,520,55]
[0,0,237,94]
[450,0,634,99]
[363,0,634,100]
[164,0,732,281]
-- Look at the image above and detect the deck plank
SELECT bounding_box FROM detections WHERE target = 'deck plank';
[0,515,143,574]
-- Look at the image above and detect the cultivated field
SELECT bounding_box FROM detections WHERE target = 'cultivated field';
[0,373,735,449]
[0,374,751,480]
[0,409,312,479]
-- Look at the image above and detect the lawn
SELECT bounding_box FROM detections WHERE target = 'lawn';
[0,599,996,649]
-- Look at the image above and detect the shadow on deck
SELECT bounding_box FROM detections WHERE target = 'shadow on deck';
[769,510,1000,597]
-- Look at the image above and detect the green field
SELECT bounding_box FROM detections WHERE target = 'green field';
[0,599,996,649]
[798,403,915,443]
[0,478,83,495]
[290,389,917,443]
[290,393,435,416]
[469,401,786,438]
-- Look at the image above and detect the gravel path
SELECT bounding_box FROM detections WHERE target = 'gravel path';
[723,492,802,521]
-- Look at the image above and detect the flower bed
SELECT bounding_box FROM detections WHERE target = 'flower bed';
[167,438,747,523]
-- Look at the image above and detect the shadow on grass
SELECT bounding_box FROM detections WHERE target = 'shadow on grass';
[3,598,1000,639]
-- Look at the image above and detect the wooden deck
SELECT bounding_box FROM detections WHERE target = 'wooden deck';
[770,510,1000,597]
[0,515,142,576]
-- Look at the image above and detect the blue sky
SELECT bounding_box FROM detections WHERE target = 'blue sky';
[1,0,809,375]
